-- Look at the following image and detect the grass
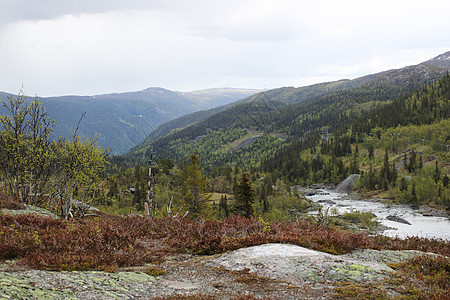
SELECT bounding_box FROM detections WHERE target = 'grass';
[209,192,234,202]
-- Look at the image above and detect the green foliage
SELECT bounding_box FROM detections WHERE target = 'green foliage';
[0,92,108,218]
[179,153,211,219]
[263,140,350,185]
[391,165,449,208]
[51,135,107,218]
[353,73,450,134]
[258,215,271,233]
[126,65,445,169]
[0,91,55,204]
[262,75,450,210]
[218,195,229,218]
[252,179,312,222]
[233,173,255,218]
[340,210,378,229]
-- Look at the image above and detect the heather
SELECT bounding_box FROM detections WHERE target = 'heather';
[1,213,448,272]
[334,254,450,299]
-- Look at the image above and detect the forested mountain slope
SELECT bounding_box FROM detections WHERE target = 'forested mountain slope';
[0,87,258,154]
[262,73,450,183]
[125,52,450,167]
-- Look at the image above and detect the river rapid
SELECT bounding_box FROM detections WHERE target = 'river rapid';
[306,190,450,241]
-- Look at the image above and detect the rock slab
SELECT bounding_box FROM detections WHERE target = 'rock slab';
[207,243,422,286]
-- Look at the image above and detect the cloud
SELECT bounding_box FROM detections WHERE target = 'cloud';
[0,0,448,96]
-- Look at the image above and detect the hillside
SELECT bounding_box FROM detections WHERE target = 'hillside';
[263,73,450,185]
[125,51,450,166]
[0,87,258,155]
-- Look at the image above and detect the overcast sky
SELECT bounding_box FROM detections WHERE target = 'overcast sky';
[0,0,449,97]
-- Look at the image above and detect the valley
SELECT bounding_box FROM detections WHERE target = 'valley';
[0,88,259,155]
[0,51,449,299]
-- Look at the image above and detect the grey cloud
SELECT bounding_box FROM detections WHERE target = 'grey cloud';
[0,0,186,24]
[0,0,448,97]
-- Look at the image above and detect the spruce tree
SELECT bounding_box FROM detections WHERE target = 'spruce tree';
[434,161,441,183]
[410,183,418,207]
[219,195,229,218]
[443,174,449,188]
[368,144,374,160]
[391,163,397,186]
[180,152,210,219]
[233,172,255,218]
[400,177,408,192]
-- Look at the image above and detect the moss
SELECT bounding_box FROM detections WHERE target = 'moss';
[0,270,156,299]
[332,264,377,281]
[143,266,166,276]
[0,272,76,299]
[289,266,322,282]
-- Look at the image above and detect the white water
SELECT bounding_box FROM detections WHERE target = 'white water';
[306,190,450,241]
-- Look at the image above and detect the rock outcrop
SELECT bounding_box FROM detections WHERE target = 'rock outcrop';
[334,174,361,193]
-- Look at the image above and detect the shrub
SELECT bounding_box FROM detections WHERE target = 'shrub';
[0,193,25,210]
[335,254,450,298]
[0,213,448,271]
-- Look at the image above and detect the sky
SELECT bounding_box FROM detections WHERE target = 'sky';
[0,0,449,97]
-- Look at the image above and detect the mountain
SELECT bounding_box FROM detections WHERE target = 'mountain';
[0,87,259,155]
[263,73,450,183]
[128,79,373,157]
[423,51,450,68]
[125,51,450,167]
[179,88,262,109]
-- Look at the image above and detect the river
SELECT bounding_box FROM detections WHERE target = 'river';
[306,189,450,241]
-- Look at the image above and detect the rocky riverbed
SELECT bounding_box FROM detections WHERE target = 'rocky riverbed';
[0,244,436,299]
[305,189,450,240]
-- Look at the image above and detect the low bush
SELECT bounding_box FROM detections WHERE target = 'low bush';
[388,254,449,294]
[335,254,450,299]
[0,214,161,271]
[0,192,25,210]
[1,213,449,271]
[340,210,378,229]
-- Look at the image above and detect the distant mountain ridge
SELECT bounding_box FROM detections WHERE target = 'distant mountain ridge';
[0,87,260,154]
[125,51,450,166]
[179,88,262,108]
[423,51,450,68]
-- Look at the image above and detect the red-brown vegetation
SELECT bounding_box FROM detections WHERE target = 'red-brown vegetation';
[335,254,450,299]
[0,214,448,271]
[0,193,25,210]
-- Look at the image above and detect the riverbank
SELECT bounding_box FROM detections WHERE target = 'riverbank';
[305,188,450,240]
[346,189,449,219]
[300,183,449,219]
